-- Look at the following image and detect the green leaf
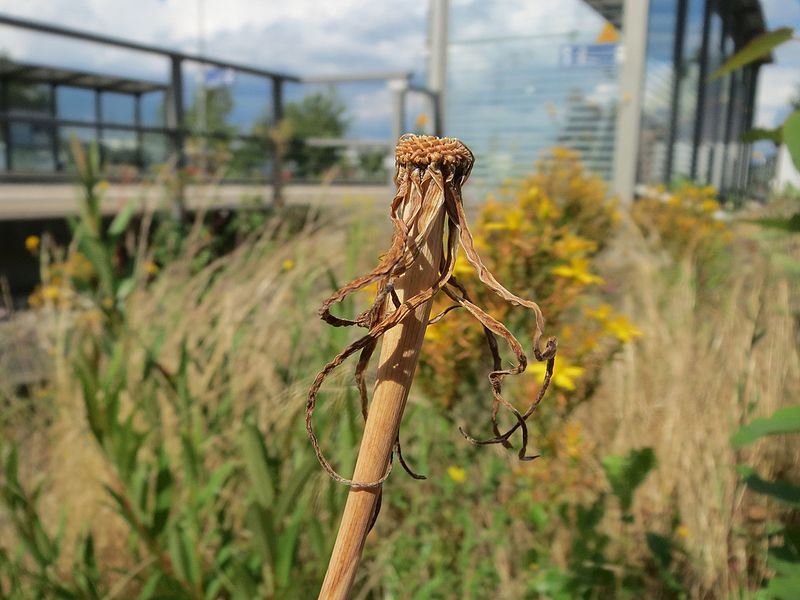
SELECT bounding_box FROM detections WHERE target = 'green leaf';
[732,405,800,447]
[782,110,800,171]
[602,447,656,514]
[76,235,115,298]
[274,498,307,590]
[740,127,782,144]
[108,201,136,237]
[746,213,800,232]
[150,447,174,538]
[245,503,275,569]
[736,466,800,506]
[274,456,318,524]
[240,424,276,509]
[116,276,136,301]
[710,28,794,80]
[646,533,673,571]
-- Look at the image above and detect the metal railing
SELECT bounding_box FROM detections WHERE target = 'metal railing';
[0,13,442,204]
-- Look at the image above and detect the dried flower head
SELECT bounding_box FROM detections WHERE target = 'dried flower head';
[306,134,557,487]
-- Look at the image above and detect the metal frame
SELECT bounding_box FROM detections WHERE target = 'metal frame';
[612,0,650,203]
[0,13,443,201]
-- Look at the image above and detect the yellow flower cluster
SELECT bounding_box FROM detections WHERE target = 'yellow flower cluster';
[632,183,731,263]
[418,147,635,414]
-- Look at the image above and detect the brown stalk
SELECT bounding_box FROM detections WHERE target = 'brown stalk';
[307,134,557,598]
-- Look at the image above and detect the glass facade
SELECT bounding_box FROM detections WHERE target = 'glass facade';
[445,0,764,199]
[638,0,677,185]
[446,0,618,194]
[638,0,759,196]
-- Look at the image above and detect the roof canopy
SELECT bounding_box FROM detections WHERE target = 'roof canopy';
[0,59,166,94]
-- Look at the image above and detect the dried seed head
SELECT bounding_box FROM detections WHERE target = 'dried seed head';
[395,134,474,172]
[308,133,556,489]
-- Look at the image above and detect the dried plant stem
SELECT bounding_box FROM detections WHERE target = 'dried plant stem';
[318,195,446,599]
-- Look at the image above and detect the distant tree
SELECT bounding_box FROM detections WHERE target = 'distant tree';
[185,87,236,136]
[282,91,349,178]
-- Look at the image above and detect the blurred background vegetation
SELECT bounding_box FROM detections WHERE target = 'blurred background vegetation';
[0,144,798,599]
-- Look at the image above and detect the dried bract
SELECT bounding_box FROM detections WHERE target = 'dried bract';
[306,134,557,487]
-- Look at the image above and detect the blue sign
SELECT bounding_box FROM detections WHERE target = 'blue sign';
[560,44,617,68]
[204,67,236,88]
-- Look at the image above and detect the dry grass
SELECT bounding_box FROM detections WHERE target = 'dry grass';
[577,215,800,595]
[2,199,797,597]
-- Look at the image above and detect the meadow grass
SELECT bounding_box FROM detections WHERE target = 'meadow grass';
[1,167,797,598]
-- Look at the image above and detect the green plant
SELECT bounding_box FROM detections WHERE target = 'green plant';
[732,406,800,599]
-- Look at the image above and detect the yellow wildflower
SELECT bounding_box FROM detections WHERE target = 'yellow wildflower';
[676,525,689,539]
[28,290,43,308]
[25,235,40,252]
[41,285,60,301]
[553,234,596,258]
[527,360,584,391]
[144,261,159,275]
[447,466,467,483]
[564,422,582,459]
[586,303,613,321]
[425,325,443,342]
[604,315,642,342]
[281,258,295,272]
[551,258,604,285]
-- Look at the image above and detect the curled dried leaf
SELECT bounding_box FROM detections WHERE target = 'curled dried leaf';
[306,134,557,488]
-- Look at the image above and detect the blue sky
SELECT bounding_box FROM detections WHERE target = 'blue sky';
[0,1,798,135]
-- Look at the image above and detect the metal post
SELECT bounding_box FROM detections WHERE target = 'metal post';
[427,0,448,135]
[665,0,688,184]
[94,88,103,167]
[690,0,712,180]
[741,64,759,193]
[271,76,284,206]
[134,92,144,170]
[165,55,185,166]
[389,78,408,183]
[612,0,650,203]
[1,77,12,172]
[166,55,185,219]
[50,83,61,171]
[720,70,737,195]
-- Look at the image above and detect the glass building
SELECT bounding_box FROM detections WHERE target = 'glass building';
[443,0,767,200]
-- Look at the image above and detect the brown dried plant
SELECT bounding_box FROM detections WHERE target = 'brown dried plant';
[306,134,558,488]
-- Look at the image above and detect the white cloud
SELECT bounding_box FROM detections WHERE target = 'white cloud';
[0,0,428,77]
[755,65,800,128]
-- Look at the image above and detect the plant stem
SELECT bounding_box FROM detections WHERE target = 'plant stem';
[318,194,445,599]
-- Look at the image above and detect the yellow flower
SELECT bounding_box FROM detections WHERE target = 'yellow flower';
[41,285,60,301]
[25,235,40,252]
[452,252,472,277]
[425,325,443,342]
[551,258,604,285]
[676,525,689,539]
[604,316,643,342]
[282,259,295,272]
[28,290,43,308]
[564,422,582,459]
[527,360,584,391]
[144,261,159,275]
[586,303,613,321]
[553,234,596,258]
[447,466,467,483]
